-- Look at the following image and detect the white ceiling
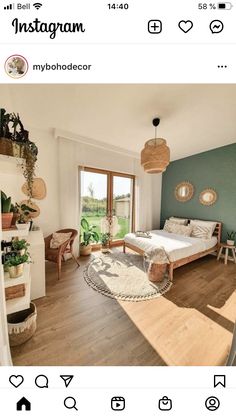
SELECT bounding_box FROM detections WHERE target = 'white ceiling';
[3,84,236,161]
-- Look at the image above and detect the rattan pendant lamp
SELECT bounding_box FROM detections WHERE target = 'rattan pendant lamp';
[141,118,170,173]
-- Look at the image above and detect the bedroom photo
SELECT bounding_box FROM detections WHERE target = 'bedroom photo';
[0,84,236,367]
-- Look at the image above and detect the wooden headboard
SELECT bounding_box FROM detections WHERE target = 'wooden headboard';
[212,222,222,245]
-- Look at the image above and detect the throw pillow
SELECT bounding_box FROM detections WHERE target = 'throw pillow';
[190,220,216,239]
[50,232,72,249]
[169,217,188,226]
[191,224,213,240]
[164,220,192,236]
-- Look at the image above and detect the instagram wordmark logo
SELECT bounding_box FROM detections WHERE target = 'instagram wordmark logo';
[11,18,86,39]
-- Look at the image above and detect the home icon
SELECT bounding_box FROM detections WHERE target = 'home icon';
[16,397,31,411]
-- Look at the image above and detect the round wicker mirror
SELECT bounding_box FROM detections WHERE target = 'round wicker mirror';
[175,181,194,202]
[199,188,217,206]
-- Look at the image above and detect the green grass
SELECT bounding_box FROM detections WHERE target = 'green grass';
[81,214,130,240]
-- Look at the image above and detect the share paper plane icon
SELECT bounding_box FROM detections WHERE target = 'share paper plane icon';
[60,375,74,388]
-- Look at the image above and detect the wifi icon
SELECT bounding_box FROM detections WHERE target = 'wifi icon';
[33,2,42,9]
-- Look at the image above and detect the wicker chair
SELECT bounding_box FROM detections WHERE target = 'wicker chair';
[44,229,80,280]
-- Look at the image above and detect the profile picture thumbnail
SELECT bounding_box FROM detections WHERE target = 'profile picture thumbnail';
[4,55,28,79]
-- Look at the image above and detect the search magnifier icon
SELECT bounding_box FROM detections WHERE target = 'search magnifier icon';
[64,397,78,411]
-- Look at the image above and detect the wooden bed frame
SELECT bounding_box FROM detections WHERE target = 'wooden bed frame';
[123,221,222,281]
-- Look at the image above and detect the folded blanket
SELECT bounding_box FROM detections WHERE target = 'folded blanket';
[135,231,151,238]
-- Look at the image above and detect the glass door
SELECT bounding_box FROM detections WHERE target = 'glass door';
[80,167,135,245]
[81,169,108,240]
[111,175,134,242]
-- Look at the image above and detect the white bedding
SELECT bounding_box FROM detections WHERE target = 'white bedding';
[124,230,217,262]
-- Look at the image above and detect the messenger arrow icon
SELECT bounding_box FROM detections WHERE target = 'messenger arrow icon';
[60,375,74,388]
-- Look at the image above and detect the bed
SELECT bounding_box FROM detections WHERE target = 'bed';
[124,220,222,280]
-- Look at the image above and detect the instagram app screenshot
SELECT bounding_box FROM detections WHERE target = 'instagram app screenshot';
[0,0,236,417]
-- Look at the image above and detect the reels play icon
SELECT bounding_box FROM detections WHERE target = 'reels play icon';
[111,396,125,411]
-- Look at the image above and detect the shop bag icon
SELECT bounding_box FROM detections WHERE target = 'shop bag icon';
[158,396,172,411]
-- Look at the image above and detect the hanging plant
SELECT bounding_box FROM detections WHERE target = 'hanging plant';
[21,140,38,200]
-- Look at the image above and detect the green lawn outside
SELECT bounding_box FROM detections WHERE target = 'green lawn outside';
[81,214,130,241]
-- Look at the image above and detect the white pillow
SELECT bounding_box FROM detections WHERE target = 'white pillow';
[164,220,192,237]
[190,220,216,239]
[50,232,72,249]
[169,217,188,226]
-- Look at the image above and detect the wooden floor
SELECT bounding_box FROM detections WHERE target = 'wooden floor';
[11,250,236,366]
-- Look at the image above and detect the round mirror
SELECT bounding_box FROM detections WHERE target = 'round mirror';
[175,182,194,202]
[199,188,217,206]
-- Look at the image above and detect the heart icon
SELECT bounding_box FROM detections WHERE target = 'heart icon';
[178,20,193,33]
[9,375,24,388]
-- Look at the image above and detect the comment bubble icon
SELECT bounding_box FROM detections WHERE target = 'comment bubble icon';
[35,375,49,389]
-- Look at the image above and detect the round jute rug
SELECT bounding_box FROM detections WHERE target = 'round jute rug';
[83,252,172,302]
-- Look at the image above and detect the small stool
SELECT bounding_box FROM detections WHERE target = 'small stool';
[217,242,236,265]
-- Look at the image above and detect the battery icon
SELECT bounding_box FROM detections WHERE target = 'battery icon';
[218,2,233,9]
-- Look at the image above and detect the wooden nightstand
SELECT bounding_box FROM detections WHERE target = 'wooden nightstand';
[217,243,236,265]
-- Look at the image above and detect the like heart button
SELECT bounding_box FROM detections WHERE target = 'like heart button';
[178,20,193,33]
[9,375,24,388]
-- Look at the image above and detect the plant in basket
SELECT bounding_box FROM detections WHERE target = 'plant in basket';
[80,218,99,256]
[12,239,30,256]
[4,252,30,279]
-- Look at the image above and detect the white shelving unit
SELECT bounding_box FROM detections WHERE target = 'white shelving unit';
[4,264,31,315]
[2,229,31,315]
[2,228,29,240]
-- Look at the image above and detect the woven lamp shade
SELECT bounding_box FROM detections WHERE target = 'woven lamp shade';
[141,138,170,174]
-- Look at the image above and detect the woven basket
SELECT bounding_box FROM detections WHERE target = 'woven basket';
[5,284,25,301]
[0,137,13,156]
[148,263,168,283]
[7,302,37,347]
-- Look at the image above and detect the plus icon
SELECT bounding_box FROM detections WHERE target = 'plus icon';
[148,20,162,34]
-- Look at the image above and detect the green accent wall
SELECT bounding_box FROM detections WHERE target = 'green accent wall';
[161,143,236,241]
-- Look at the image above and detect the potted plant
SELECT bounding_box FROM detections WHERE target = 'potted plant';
[15,202,37,230]
[80,218,99,256]
[12,239,30,256]
[4,253,30,278]
[1,191,13,229]
[227,231,236,246]
[101,233,110,253]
